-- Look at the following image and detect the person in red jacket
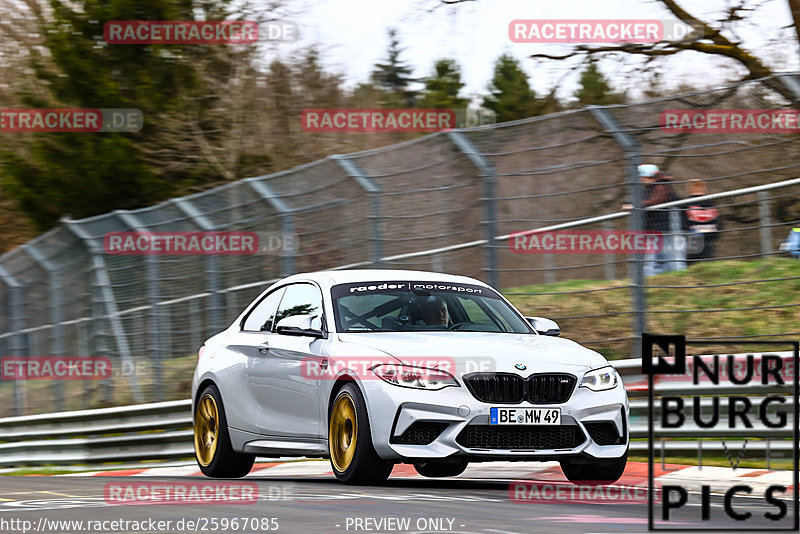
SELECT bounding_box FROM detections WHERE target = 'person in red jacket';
[683,179,723,263]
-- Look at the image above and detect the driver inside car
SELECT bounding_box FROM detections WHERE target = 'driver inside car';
[415,296,449,326]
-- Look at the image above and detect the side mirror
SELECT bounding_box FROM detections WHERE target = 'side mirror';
[275,315,325,338]
[525,316,560,336]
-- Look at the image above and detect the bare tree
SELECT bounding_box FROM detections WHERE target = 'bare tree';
[528,0,776,81]
[438,0,799,99]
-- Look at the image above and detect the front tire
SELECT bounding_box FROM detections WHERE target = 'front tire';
[328,383,392,484]
[194,384,255,478]
[414,461,468,478]
[560,451,627,486]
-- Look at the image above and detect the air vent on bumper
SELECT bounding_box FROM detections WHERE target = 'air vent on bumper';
[584,421,623,445]
[456,424,585,450]
[390,421,450,445]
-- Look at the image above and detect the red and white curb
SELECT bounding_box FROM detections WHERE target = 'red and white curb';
[54,460,795,494]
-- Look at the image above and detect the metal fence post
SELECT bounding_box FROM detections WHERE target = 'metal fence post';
[0,266,26,415]
[758,191,772,257]
[446,131,499,289]
[603,220,615,280]
[171,198,223,335]
[544,255,555,284]
[77,319,91,401]
[225,290,237,322]
[189,298,201,352]
[590,107,646,358]
[331,155,384,267]
[114,211,163,400]
[246,179,297,277]
[22,243,65,410]
[62,218,143,404]
[669,209,687,271]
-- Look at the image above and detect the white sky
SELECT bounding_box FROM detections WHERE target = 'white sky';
[274,0,798,103]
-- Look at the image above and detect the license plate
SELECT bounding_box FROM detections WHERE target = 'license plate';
[490,407,561,425]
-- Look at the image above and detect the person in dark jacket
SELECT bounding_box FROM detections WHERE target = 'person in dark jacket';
[684,179,723,263]
[624,164,687,275]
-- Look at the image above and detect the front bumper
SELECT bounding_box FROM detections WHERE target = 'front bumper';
[362,378,629,461]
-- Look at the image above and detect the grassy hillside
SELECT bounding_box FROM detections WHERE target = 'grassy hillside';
[505,258,800,359]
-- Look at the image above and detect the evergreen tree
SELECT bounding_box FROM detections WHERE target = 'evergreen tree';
[297,49,344,108]
[573,59,626,105]
[0,0,253,230]
[418,59,469,109]
[482,54,541,122]
[370,28,417,107]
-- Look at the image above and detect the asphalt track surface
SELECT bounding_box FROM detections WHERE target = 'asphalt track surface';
[0,470,795,534]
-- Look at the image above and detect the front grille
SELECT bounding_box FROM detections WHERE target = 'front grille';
[584,422,623,445]
[464,373,576,404]
[464,373,524,403]
[456,425,585,450]
[527,374,576,403]
[390,422,449,445]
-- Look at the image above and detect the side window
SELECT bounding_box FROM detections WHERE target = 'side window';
[242,287,285,332]
[274,283,324,331]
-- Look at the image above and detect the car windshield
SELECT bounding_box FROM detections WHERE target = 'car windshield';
[331,280,533,334]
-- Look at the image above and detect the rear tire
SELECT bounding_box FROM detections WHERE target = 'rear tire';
[194,384,255,478]
[560,450,627,486]
[413,461,468,478]
[328,383,392,484]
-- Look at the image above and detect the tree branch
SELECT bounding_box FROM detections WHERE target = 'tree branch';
[528,0,775,82]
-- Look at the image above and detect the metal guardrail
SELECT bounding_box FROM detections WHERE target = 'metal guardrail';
[0,356,793,467]
[0,400,192,466]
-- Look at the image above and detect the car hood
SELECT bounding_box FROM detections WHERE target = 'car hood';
[335,332,608,375]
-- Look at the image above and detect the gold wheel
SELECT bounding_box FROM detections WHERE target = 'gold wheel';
[194,393,220,467]
[329,392,358,472]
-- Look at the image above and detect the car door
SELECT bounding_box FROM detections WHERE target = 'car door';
[246,282,326,439]
[224,286,285,434]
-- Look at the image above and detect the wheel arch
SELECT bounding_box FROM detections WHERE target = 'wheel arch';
[327,374,358,420]
[194,378,219,416]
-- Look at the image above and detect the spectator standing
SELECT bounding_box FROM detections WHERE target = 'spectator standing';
[624,164,687,275]
[684,179,723,264]
[780,228,800,258]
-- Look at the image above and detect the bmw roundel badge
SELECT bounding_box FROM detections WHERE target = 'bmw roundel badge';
[514,363,526,370]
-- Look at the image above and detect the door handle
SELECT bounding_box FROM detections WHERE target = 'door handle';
[320,358,328,370]
[258,343,270,354]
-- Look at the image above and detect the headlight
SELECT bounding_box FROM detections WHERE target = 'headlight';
[580,366,619,391]
[371,364,458,390]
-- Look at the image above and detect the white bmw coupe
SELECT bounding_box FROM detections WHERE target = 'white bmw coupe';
[192,270,629,484]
